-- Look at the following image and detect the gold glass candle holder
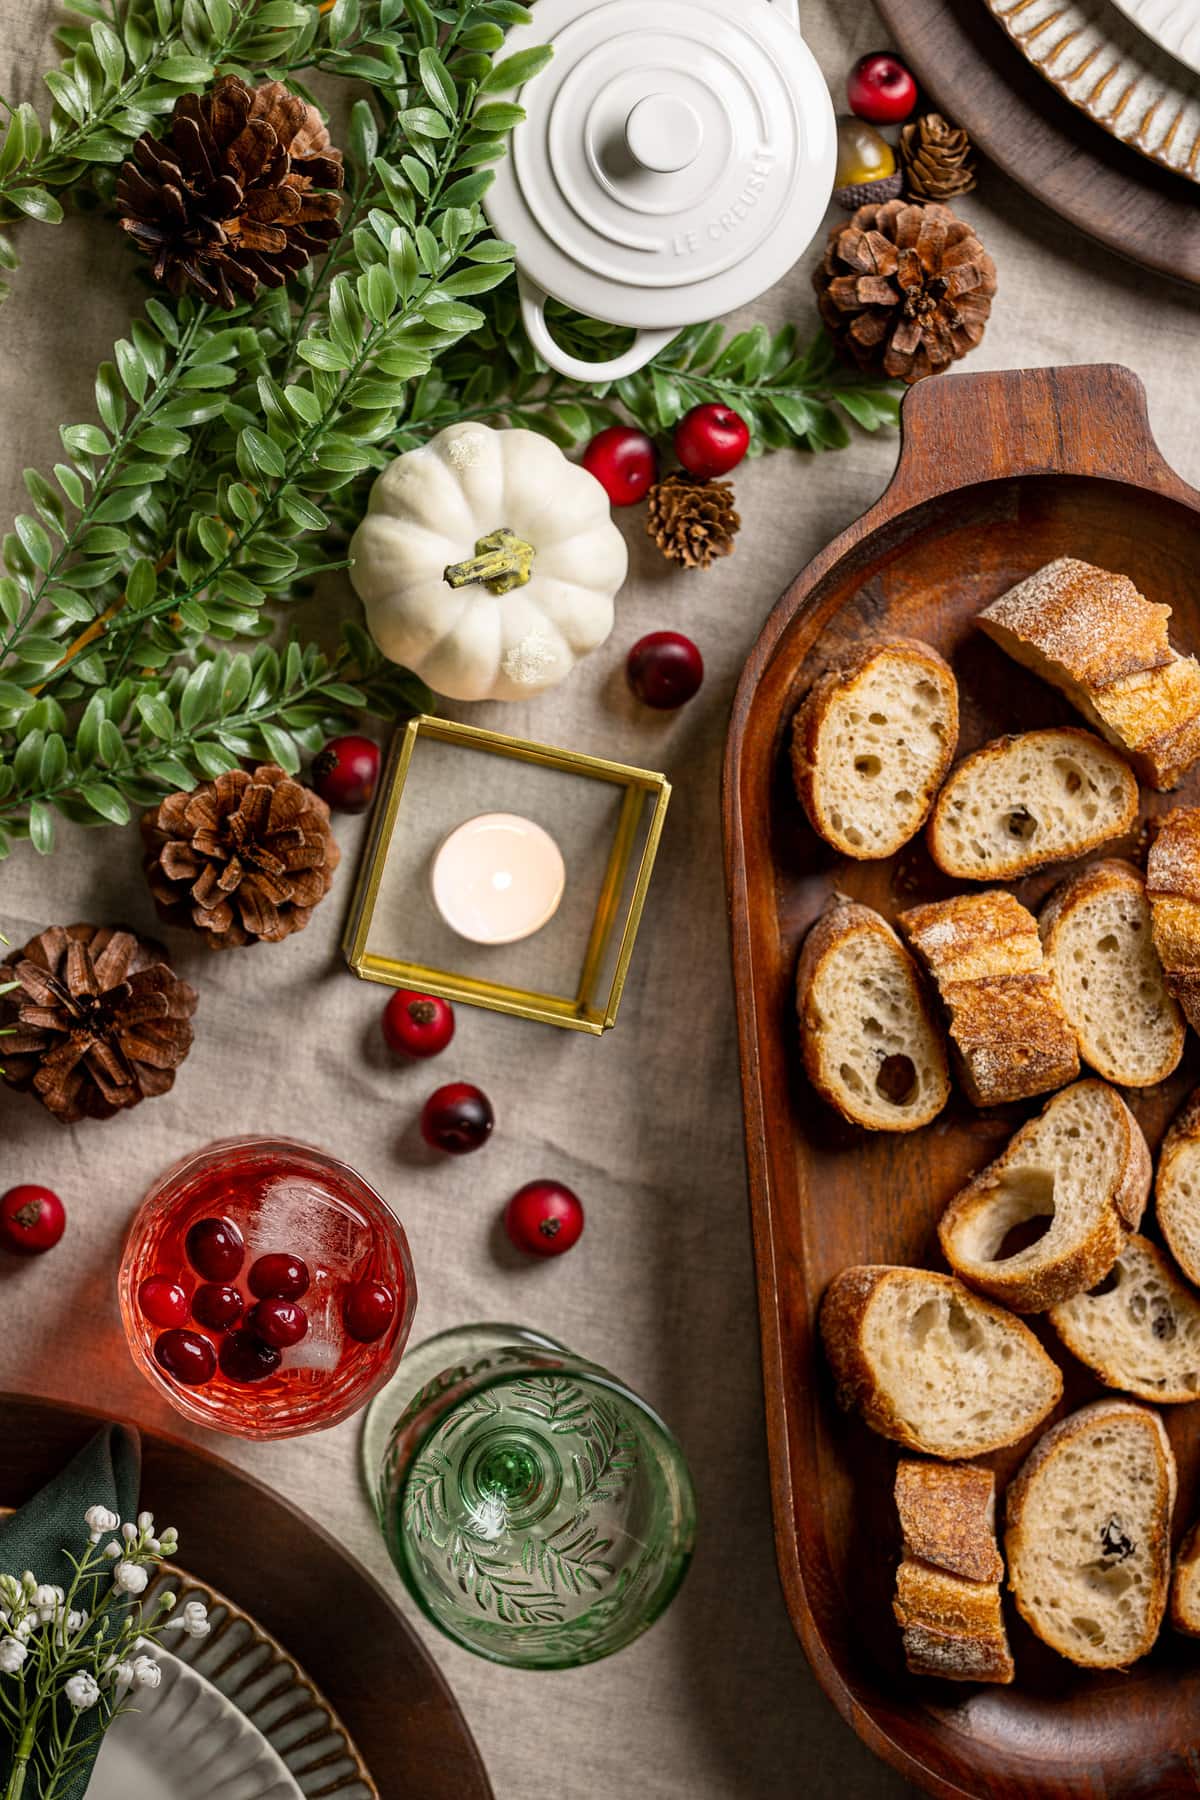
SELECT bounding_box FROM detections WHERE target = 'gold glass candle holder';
[343,716,671,1034]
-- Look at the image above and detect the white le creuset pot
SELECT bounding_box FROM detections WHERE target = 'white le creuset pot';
[483,0,838,382]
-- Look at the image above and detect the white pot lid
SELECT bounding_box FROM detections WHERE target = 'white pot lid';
[483,0,837,332]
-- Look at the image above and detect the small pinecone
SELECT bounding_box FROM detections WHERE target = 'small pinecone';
[0,924,197,1125]
[116,75,343,308]
[901,113,977,201]
[142,764,340,950]
[647,471,741,570]
[813,199,996,385]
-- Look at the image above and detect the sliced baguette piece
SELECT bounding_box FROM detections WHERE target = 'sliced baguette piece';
[927,727,1138,881]
[1170,1519,1200,1636]
[1146,807,1200,1033]
[898,890,1080,1107]
[978,557,1200,790]
[937,1079,1150,1312]
[1039,859,1184,1087]
[893,1560,1015,1684]
[790,638,959,859]
[1153,1089,1200,1287]
[894,1459,1004,1583]
[1005,1399,1176,1669]
[1049,1235,1200,1402]
[820,1266,1062,1458]
[796,900,950,1132]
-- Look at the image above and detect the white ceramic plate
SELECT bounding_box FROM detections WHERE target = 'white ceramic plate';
[1107,0,1200,76]
[91,1647,301,1800]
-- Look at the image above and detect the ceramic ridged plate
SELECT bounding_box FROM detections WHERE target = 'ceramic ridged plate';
[1108,0,1200,76]
[984,0,1200,180]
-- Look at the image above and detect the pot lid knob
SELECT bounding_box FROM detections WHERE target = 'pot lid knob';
[624,93,703,173]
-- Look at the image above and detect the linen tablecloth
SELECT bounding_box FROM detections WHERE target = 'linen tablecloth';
[2,2,1198,1794]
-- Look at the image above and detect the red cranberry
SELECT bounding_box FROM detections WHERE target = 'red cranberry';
[311,734,381,814]
[673,404,750,481]
[219,1329,281,1384]
[421,1082,494,1154]
[247,1252,310,1300]
[383,990,455,1059]
[138,1276,189,1328]
[185,1216,244,1282]
[627,632,704,710]
[154,1329,217,1386]
[505,1181,585,1258]
[847,51,917,124]
[581,426,659,507]
[0,1185,66,1256]
[191,1282,244,1332]
[343,1280,397,1343]
[248,1298,309,1348]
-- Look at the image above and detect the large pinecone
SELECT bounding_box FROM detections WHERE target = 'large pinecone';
[813,199,996,384]
[0,924,197,1125]
[116,76,343,308]
[142,765,340,950]
[647,471,741,570]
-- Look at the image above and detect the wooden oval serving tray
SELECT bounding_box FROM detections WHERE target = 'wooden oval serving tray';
[723,364,1200,1798]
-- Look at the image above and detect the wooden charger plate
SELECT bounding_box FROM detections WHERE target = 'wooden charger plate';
[0,1392,493,1800]
[723,364,1200,1798]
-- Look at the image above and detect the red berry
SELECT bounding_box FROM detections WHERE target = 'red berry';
[0,1185,65,1256]
[247,1252,310,1300]
[248,1298,309,1348]
[673,404,750,480]
[421,1082,494,1154]
[185,1216,244,1282]
[627,632,704,710]
[581,426,659,507]
[382,990,455,1059]
[154,1329,217,1387]
[191,1282,244,1332]
[504,1181,585,1258]
[219,1329,281,1385]
[343,1280,397,1343]
[311,734,381,814]
[847,52,917,124]
[138,1276,189,1328]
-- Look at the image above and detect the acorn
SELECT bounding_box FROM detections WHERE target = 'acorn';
[832,115,903,211]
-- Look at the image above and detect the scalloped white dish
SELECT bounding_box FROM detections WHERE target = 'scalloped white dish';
[1108,0,1200,75]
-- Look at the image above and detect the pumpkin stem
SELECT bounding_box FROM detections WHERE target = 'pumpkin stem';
[443,528,535,596]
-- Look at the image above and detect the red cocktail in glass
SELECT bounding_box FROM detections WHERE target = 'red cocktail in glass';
[119,1137,416,1440]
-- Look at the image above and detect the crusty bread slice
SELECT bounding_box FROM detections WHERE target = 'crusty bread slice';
[893,1560,1015,1683]
[978,557,1200,791]
[1005,1399,1176,1669]
[937,1079,1150,1312]
[1039,860,1184,1087]
[1146,807,1200,1033]
[895,1460,1004,1583]
[927,727,1138,881]
[1153,1089,1200,1287]
[790,638,959,859]
[820,1266,1062,1458]
[1049,1235,1200,1402]
[1170,1519,1200,1636]
[898,890,1079,1107]
[796,900,950,1132]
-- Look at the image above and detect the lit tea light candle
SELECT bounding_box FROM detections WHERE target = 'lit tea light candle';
[431,813,565,945]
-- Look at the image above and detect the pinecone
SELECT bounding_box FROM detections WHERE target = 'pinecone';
[813,199,996,385]
[0,924,197,1125]
[142,764,341,950]
[901,113,977,201]
[116,76,343,308]
[647,472,741,570]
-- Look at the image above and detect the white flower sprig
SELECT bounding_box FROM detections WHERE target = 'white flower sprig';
[0,1506,206,1800]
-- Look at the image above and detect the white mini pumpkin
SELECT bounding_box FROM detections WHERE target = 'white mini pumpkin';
[348,423,628,703]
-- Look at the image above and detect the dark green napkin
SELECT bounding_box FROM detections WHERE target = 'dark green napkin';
[0,1425,141,1800]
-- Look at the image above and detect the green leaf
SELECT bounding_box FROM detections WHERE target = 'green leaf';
[61,424,111,458]
[79,526,129,556]
[362,263,398,323]
[28,800,55,856]
[39,733,67,787]
[53,463,86,509]
[14,516,51,570]
[257,721,299,772]
[79,782,131,825]
[417,46,457,114]
[240,427,287,478]
[479,45,553,94]
[127,557,157,609]
[157,54,215,82]
[7,187,64,224]
[97,718,125,766]
[136,692,175,738]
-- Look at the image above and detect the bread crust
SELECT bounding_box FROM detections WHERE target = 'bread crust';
[790,636,959,860]
[1170,1518,1200,1636]
[926,727,1138,881]
[894,1460,1003,1583]
[1005,1399,1176,1669]
[1146,807,1200,1033]
[937,1080,1150,1312]
[1154,1087,1200,1287]
[796,899,949,1132]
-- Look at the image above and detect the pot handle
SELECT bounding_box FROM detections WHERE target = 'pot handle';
[518,275,679,383]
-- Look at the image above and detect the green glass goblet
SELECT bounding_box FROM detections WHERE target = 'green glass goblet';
[361,1324,697,1669]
